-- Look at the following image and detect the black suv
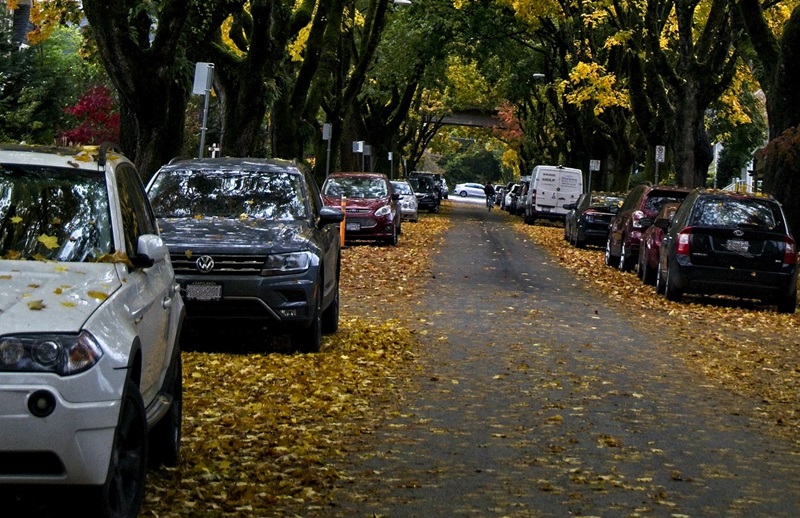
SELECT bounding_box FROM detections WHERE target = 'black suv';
[656,188,797,313]
[146,157,344,351]
[407,175,441,213]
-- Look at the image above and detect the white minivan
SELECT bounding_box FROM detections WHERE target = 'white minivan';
[523,165,584,224]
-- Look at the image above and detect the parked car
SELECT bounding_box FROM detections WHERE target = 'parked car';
[0,143,185,516]
[637,201,681,285]
[454,182,486,198]
[391,179,419,222]
[512,178,531,216]
[409,171,447,200]
[147,157,343,352]
[656,189,797,313]
[407,175,441,213]
[564,191,625,248]
[321,172,401,245]
[503,183,520,212]
[605,184,691,272]
[524,165,584,224]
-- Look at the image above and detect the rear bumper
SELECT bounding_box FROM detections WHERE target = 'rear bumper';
[672,259,797,300]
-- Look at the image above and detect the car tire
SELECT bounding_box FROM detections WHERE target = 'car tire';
[321,273,340,334]
[148,353,182,468]
[385,224,398,246]
[655,262,666,295]
[604,239,619,267]
[776,292,797,314]
[641,259,656,286]
[459,191,468,197]
[664,265,682,302]
[292,287,322,353]
[91,378,148,518]
[618,240,633,272]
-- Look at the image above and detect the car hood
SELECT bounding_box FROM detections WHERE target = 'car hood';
[157,217,314,254]
[0,261,120,333]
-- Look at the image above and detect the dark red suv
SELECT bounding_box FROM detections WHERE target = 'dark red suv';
[321,172,401,245]
[605,184,691,271]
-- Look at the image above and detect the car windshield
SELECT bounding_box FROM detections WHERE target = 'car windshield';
[392,182,413,195]
[691,197,779,229]
[0,165,112,262]
[323,176,388,199]
[408,177,433,193]
[148,169,307,220]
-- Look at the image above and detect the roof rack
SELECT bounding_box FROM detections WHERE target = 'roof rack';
[98,142,122,167]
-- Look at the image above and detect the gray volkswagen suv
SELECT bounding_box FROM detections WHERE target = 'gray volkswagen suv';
[146,157,344,352]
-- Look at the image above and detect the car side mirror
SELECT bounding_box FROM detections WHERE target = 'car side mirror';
[392,193,400,201]
[654,218,670,230]
[133,234,167,268]
[639,217,654,228]
[319,206,345,228]
[609,206,619,214]
[563,203,576,210]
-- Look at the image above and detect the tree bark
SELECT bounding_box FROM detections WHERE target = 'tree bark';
[82,0,191,181]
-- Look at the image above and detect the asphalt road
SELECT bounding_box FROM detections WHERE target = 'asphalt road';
[322,199,800,517]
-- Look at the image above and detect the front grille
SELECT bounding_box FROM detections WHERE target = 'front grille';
[171,254,266,275]
[346,208,372,214]
[345,217,378,229]
[185,298,273,318]
[0,451,64,475]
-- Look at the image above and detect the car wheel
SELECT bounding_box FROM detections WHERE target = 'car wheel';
[776,292,797,314]
[91,378,147,518]
[292,287,322,353]
[430,203,439,213]
[148,353,182,468]
[321,272,340,334]
[642,259,656,286]
[655,262,666,294]
[384,223,398,245]
[618,240,632,272]
[664,264,682,302]
[604,239,619,267]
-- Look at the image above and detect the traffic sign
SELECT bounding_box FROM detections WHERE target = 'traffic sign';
[655,145,665,163]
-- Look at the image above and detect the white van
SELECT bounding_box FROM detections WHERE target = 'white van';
[523,165,583,224]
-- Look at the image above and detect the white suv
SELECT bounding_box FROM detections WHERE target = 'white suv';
[0,143,185,516]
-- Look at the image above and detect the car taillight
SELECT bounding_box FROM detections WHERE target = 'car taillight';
[676,227,692,256]
[584,209,602,221]
[784,236,797,265]
[632,210,646,229]
[531,189,536,204]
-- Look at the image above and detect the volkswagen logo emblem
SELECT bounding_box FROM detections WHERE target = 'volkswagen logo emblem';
[733,229,745,237]
[196,255,215,273]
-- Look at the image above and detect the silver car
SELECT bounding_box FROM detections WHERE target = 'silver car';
[391,179,419,222]
[0,143,185,516]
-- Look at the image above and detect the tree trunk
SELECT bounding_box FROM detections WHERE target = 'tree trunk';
[82,0,191,181]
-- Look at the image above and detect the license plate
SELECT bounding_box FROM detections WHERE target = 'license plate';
[725,239,749,253]
[540,207,550,212]
[346,222,361,231]
[186,283,222,301]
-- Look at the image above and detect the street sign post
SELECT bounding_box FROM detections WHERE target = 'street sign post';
[655,145,665,185]
[589,159,600,193]
[193,62,214,158]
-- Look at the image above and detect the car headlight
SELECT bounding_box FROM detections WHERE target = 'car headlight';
[375,204,392,217]
[0,332,103,375]
[262,251,312,275]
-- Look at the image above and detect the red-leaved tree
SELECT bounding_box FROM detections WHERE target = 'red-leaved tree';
[60,85,120,145]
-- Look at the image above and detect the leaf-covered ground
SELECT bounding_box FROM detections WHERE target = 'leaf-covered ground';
[142,203,800,516]
[142,210,451,517]
[508,216,800,444]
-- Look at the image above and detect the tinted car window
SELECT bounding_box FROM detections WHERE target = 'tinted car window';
[408,177,435,193]
[0,164,112,261]
[392,181,413,195]
[691,197,779,229]
[148,169,307,220]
